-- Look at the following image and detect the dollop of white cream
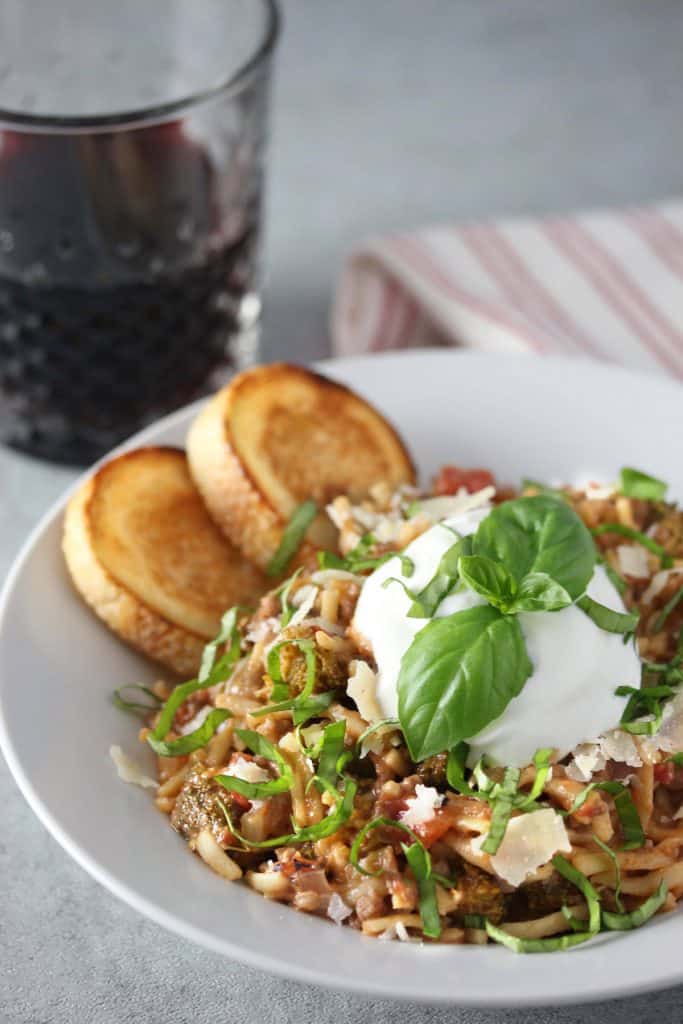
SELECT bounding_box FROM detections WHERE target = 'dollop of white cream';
[351,505,641,767]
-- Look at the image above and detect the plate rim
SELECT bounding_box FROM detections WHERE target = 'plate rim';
[1,349,683,1008]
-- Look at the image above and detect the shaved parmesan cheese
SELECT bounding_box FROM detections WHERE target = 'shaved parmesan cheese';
[600,730,642,767]
[566,743,605,781]
[654,690,683,753]
[642,568,683,604]
[109,745,157,789]
[347,660,383,724]
[246,616,279,644]
[228,756,270,785]
[616,544,651,579]
[327,893,353,924]
[311,569,362,584]
[583,481,615,501]
[412,486,495,524]
[473,809,571,887]
[378,921,413,942]
[288,585,318,626]
[179,704,212,736]
[400,785,444,828]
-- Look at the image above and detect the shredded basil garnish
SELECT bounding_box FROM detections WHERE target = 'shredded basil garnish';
[592,836,624,913]
[267,500,318,577]
[112,684,162,716]
[668,752,683,765]
[481,766,521,855]
[313,721,348,791]
[254,637,334,725]
[355,718,400,757]
[402,840,441,938]
[576,594,639,635]
[618,468,668,502]
[591,523,673,568]
[564,781,644,849]
[616,683,676,736]
[517,748,554,809]
[349,816,416,878]
[598,558,628,597]
[654,587,683,634]
[149,606,243,744]
[147,708,232,757]
[553,854,602,935]
[446,742,475,796]
[602,881,668,931]
[277,568,304,627]
[215,729,293,798]
[317,533,414,577]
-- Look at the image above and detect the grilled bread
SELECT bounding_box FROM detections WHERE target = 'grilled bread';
[186,363,416,570]
[63,446,268,677]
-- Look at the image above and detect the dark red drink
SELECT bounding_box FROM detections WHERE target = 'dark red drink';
[0,123,262,464]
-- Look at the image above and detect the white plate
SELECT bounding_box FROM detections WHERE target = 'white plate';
[1,350,682,1007]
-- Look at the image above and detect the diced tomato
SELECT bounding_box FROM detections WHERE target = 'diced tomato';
[434,465,496,496]
[231,792,252,812]
[413,805,461,848]
[654,762,675,786]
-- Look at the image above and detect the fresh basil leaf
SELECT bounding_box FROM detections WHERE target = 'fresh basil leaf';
[485,920,596,953]
[592,836,624,913]
[481,766,521,854]
[458,555,517,611]
[473,496,596,600]
[553,854,601,935]
[147,708,231,757]
[602,881,668,931]
[654,587,683,633]
[112,684,162,717]
[407,535,472,618]
[402,841,441,938]
[267,500,318,577]
[397,606,533,761]
[618,468,667,502]
[508,572,573,613]
[591,523,674,569]
[446,742,475,795]
[564,781,644,849]
[215,728,293,798]
[576,595,639,635]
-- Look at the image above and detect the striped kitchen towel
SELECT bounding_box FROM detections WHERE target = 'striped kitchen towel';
[331,200,683,378]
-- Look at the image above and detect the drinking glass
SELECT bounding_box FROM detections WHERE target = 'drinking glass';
[0,0,279,463]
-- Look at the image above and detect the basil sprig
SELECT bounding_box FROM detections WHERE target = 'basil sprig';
[267,500,318,577]
[618,467,667,502]
[591,523,674,569]
[216,729,293,799]
[396,497,604,760]
[398,606,533,761]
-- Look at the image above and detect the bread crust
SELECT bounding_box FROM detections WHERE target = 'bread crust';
[62,446,268,677]
[187,363,415,570]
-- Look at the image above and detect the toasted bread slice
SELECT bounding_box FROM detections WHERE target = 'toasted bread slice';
[186,363,416,570]
[63,446,268,677]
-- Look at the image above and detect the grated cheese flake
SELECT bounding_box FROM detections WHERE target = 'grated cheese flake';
[400,784,444,828]
[412,486,495,524]
[109,745,157,789]
[228,756,271,784]
[347,660,384,724]
[616,544,651,579]
[473,808,571,887]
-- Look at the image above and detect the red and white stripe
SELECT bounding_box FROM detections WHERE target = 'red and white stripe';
[330,200,683,380]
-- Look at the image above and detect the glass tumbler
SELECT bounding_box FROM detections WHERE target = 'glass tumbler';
[0,0,279,464]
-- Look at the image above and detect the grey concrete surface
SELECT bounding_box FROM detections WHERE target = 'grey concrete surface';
[4,1,683,1021]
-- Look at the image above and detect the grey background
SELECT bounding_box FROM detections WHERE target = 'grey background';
[3,1,683,1022]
